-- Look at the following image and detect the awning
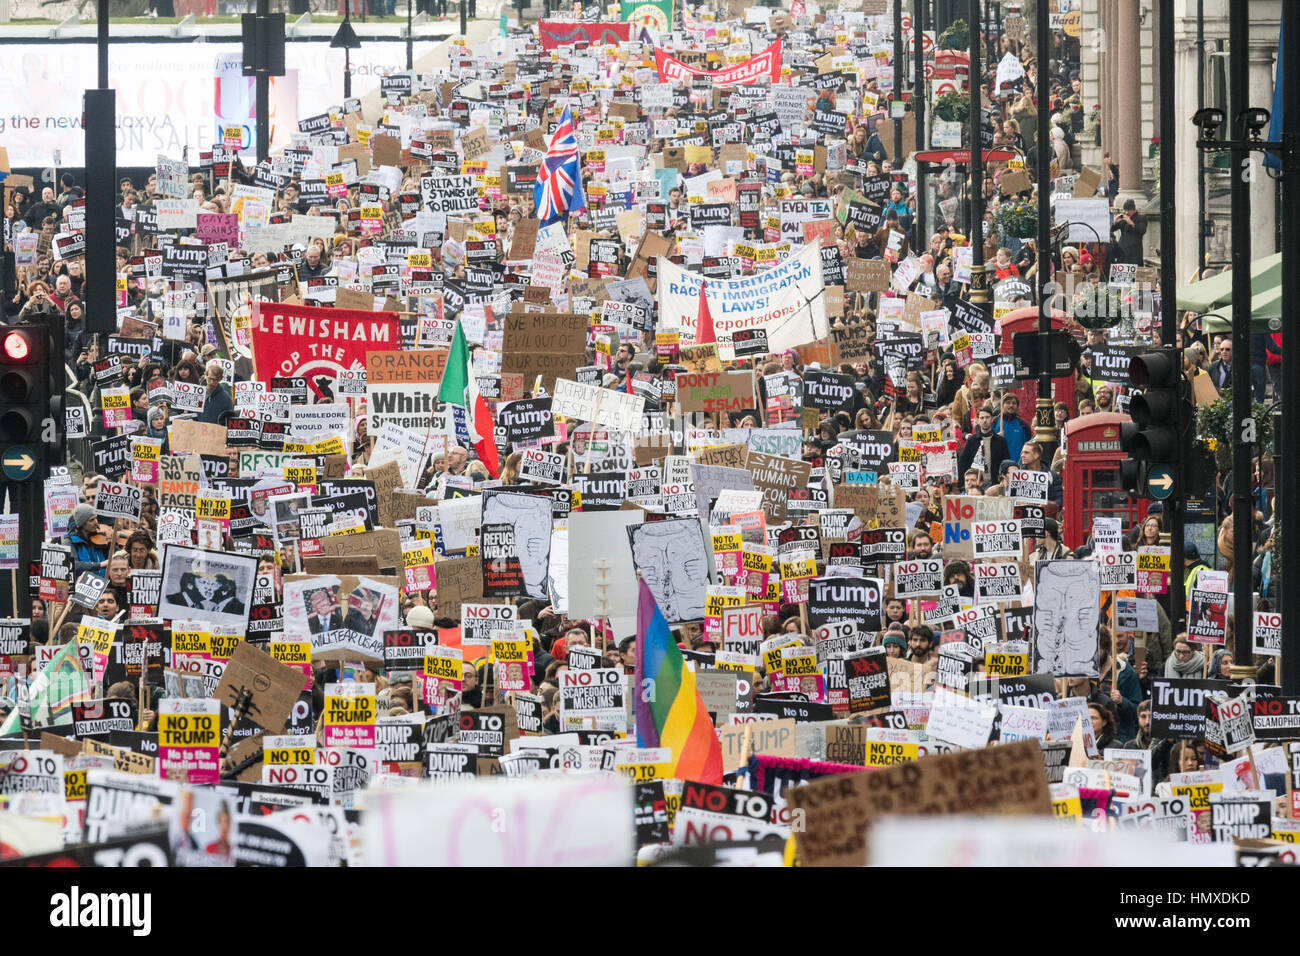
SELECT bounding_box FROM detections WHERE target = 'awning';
[1202,283,1282,333]
[1175,252,1283,313]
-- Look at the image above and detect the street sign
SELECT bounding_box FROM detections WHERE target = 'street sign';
[2,445,36,481]
[1146,465,1175,500]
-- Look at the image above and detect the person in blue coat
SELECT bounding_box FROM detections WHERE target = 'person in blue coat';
[66,503,108,579]
[995,392,1032,463]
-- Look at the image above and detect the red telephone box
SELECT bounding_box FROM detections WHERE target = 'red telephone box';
[1061,412,1152,550]
[997,307,1078,419]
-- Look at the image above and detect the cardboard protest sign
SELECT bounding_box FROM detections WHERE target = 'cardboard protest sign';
[786,741,1052,866]
[676,371,756,415]
[502,312,589,393]
[214,641,307,734]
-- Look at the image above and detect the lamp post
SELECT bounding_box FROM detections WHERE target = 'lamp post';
[914,0,926,241]
[893,0,903,162]
[968,0,987,317]
[1157,0,1184,624]
[331,12,362,101]
[1191,8,1280,657]
[1031,0,1053,451]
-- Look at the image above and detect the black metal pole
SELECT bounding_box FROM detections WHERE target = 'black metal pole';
[1196,0,1206,277]
[1281,2,1300,694]
[1160,0,1184,629]
[915,0,927,240]
[968,0,987,314]
[1031,0,1053,453]
[345,45,352,100]
[97,0,108,89]
[1229,3,1253,659]
[407,0,414,70]
[460,0,467,37]
[894,0,904,163]
[256,0,270,162]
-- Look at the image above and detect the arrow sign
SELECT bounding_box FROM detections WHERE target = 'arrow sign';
[1146,465,1175,500]
[1,446,36,481]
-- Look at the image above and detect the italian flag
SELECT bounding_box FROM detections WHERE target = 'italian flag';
[438,320,499,478]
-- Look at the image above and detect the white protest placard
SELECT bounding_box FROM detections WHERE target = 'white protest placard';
[519,448,566,486]
[1254,612,1281,657]
[998,704,1050,744]
[971,520,1021,558]
[459,602,518,646]
[94,481,143,522]
[1207,692,1256,756]
[551,378,646,432]
[925,686,998,750]
[1006,468,1048,502]
[974,563,1022,604]
[291,403,351,443]
[892,558,943,598]
[1054,198,1112,243]
[1098,551,1137,591]
[420,174,480,216]
[559,667,627,732]
[1115,596,1160,632]
[1093,516,1123,553]
[362,775,634,866]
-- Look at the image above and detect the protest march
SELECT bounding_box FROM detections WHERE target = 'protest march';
[0,0,1294,885]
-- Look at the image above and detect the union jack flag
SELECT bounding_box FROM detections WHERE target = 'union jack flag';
[533,105,586,226]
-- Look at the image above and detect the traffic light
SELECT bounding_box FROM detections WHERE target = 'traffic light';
[1120,347,1189,500]
[0,325,50,481]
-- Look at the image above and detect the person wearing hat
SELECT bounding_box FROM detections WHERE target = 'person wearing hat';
[882,632,907,659]
[1032,518,1071,560]
[1111,197,1147,265]
[984,458,1016,496]
[66,504,109,579]
[1183,541,1210,592]
[873,209,909,260]
[1050,125,1073,172]
[406,604,436,630]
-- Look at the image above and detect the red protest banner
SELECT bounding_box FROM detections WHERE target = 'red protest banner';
[538,20,630,49]
[250,301,401,400]
[655,39,783,87]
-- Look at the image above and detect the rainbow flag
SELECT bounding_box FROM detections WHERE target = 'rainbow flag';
[635,578,723,784]
[0,640,90,736]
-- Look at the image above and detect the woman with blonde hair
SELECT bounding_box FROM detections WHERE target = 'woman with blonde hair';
[499,450,522,486]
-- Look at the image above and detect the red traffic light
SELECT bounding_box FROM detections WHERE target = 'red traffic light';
[1129,350,1179,389]
[3,332,29,362]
